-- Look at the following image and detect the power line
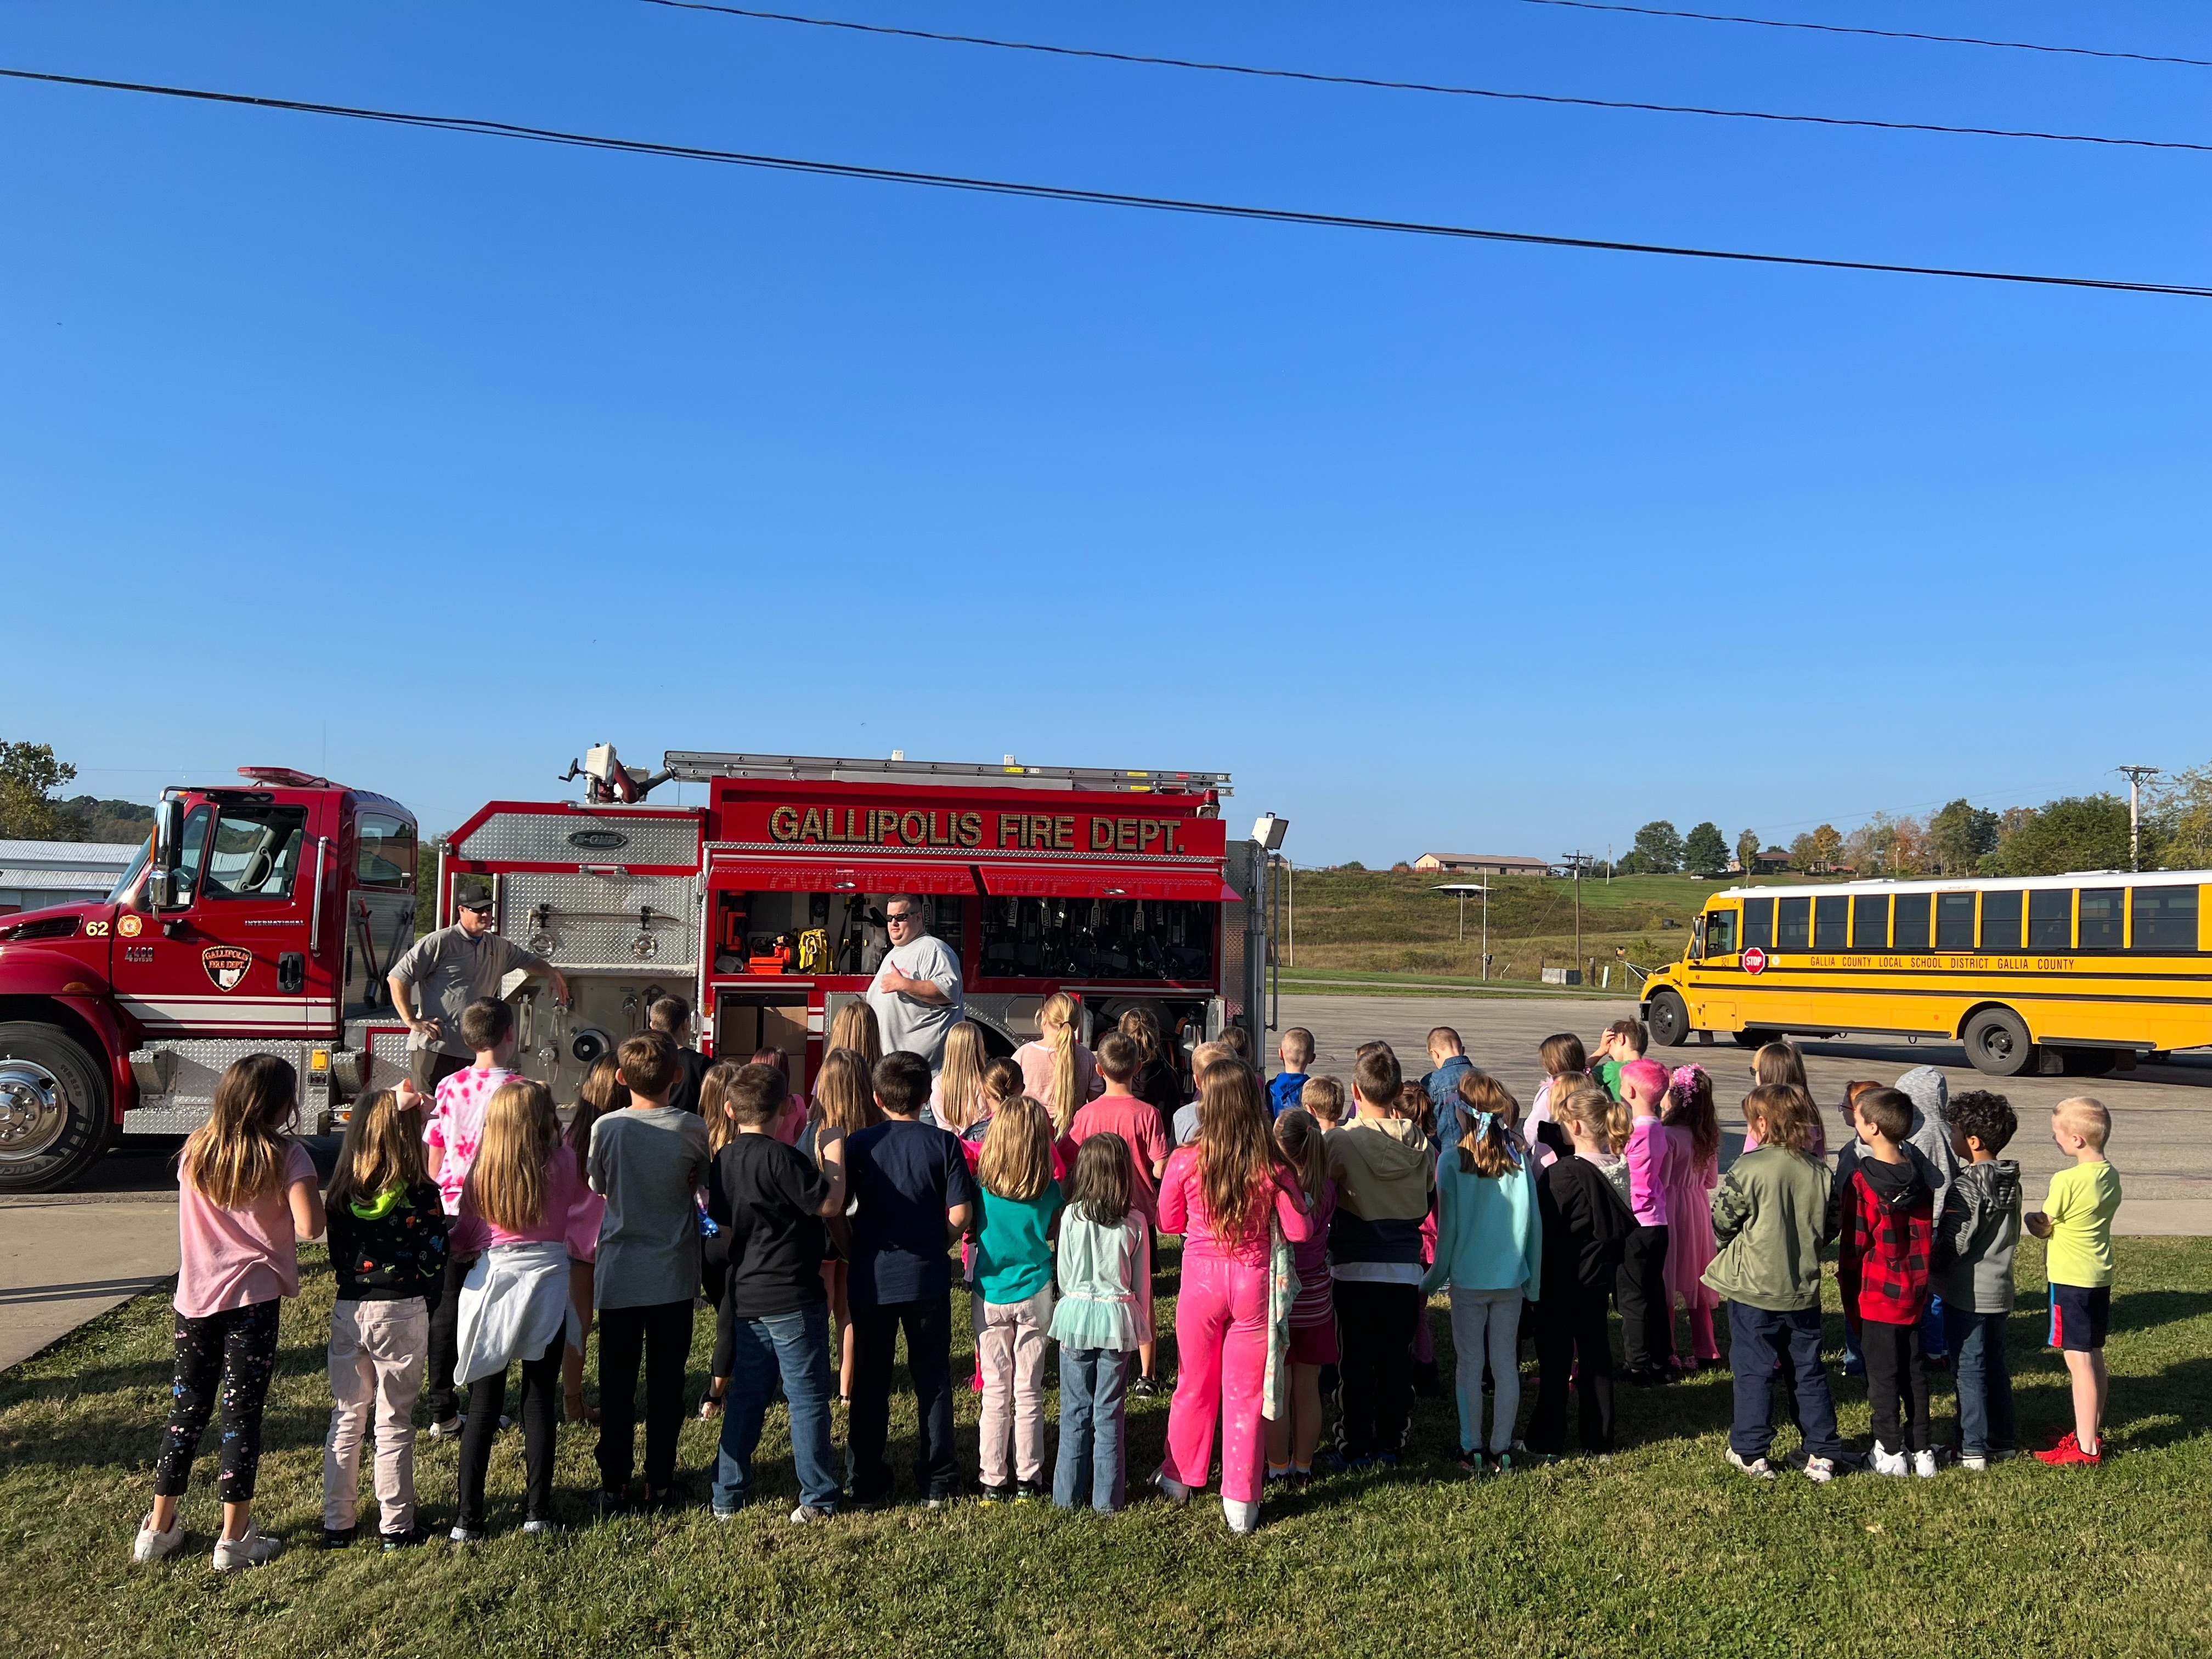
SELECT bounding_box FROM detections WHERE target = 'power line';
[634,0,2212,156]
[1509,0,2212,71]
[5,63,2209,300]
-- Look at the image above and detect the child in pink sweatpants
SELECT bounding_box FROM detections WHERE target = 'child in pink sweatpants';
[1156,1142,1316,1534]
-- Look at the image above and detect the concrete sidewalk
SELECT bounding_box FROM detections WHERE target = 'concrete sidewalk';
[1,1184,179,1372]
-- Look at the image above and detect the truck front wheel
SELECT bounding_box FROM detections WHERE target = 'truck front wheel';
[0,1023,111,1193]
[1647,991,1692,1048]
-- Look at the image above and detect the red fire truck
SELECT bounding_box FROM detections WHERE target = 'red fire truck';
[0,747,1279,1194]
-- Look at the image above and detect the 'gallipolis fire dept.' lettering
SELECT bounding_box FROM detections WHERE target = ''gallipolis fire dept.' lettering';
[765,805,1184,854]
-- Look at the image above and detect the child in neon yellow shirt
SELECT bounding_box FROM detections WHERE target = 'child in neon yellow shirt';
[2024,1097,2120,1466]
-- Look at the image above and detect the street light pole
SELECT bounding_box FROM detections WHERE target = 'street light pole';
[2118,765,2160,873]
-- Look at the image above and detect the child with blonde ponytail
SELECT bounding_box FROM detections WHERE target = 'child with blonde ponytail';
[1017,992,1103,1138]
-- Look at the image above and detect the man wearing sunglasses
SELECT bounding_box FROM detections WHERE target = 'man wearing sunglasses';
[864,894,964,1071]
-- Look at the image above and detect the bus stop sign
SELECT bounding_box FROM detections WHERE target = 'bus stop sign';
[1743,946,1768,975]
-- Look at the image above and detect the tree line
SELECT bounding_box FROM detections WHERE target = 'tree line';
[1619,768,2212,881]
[0,741,156,844]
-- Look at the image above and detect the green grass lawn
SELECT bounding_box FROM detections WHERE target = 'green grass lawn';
[4,1237,2207,1659]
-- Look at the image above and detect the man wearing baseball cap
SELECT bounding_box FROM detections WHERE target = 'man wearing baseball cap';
[386,882,570,1091]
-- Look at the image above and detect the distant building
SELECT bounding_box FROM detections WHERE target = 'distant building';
[1412,852,1554,876]
[1726,846,1795,876]
[0,839,134,914]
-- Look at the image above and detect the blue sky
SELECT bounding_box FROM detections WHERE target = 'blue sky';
[3,1,2207,864]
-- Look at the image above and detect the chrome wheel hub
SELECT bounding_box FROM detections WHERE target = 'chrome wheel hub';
[0,1059,69,1161]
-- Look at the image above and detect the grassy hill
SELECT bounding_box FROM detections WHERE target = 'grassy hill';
[1279,869,1732,988]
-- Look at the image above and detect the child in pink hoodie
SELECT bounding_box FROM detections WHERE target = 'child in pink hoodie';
[1616,1058,1681,1385]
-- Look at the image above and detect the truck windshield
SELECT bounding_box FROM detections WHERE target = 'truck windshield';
[105,836,153,905]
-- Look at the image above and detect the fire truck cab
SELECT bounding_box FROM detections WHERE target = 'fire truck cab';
[0,768,417,1193]
[416,749,1273,1113]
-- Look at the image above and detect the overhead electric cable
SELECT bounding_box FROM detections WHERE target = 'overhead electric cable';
[4,64,2209,300]
[1508,0,2212,71]
[634,0,2212,155]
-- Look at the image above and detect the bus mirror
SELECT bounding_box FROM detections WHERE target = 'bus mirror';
[1689,914,1706,961]
[150,798,183,911]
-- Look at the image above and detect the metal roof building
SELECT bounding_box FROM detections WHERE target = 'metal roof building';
[0,839,136,914]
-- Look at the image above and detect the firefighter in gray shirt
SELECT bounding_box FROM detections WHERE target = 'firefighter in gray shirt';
[386,885,569,1090]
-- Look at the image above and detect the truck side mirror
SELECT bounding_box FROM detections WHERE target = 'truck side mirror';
[149,798,185,911]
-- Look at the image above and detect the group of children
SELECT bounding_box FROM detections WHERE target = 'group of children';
[132,1001,2126,1567]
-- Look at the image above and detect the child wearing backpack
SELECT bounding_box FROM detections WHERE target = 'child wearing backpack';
[970,1094,1064,1500]
[1527,1084,1632,1460]
[1050,1132,1153,1512]
[135,1056,324,1571]
[321,1088,449,1548]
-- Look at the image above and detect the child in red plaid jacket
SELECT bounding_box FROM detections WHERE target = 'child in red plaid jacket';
[1836,1086,1937,1477]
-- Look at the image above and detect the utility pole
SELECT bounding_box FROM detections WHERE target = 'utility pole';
[2117,766,2160,872]
[1562,851,1592,979]
[1482,880,1488,981]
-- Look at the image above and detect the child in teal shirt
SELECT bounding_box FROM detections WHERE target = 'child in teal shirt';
[968,1096,1063,1500]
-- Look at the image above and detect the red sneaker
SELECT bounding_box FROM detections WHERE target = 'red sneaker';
[2034,1436,2103,1467]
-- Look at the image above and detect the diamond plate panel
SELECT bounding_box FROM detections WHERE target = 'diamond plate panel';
[125,1038,313,1135]
[456,811,699,866]
[498,872,700,970]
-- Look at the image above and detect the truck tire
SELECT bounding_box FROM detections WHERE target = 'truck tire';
[0,1022,111,1194]
[1647,991,1692,1048]
[1962,1007,2035,1077]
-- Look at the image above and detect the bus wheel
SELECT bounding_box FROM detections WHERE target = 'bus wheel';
[1647,992,1691,1048]
[1962,1008,2035,1077]
[0,1023,111,1194]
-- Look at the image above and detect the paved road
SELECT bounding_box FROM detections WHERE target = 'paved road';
[1280,993,2211,1233]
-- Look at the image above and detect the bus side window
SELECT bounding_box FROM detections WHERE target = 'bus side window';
[1742,898,1774,950]
[2131,886,2198,952]
[1776,896,1810,951]
[1894,893,1931,951]
[1814,895,1847,950]
[1705,909,1737,956]
[1980,890,2023,952]
[2028,889,2070,950]
[1850,895,1889,952]
[1936,893,1975,951]
[2080,888,2123,950]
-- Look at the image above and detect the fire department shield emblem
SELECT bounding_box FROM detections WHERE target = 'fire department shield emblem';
[201,946,253,992]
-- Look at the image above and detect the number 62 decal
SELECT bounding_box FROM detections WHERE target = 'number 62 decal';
[84,920,110,937]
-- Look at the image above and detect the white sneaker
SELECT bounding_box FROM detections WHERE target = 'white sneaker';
[132,1515,185,1564]
[1725,1449,1776,1481]
[1152,1470,1192,1506]
[211,1526,282,1571]
[1912,1449,1938,1480]
[1801,1455,1837,1485]
[1222,1497,1260,1535]
[1870,1442,1908,1477]
[1959,1453,1988,1472]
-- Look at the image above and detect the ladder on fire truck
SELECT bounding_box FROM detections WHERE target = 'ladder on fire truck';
[662,751,1233,795]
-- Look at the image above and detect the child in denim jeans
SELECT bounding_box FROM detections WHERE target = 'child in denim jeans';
[1937,1090,2021,1471]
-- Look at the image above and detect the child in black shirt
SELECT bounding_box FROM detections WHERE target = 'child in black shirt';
[706,1063,848,1522]
[322,1090,449,1547]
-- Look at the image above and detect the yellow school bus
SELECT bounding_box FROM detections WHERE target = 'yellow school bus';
[1640,870,2212,1076]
